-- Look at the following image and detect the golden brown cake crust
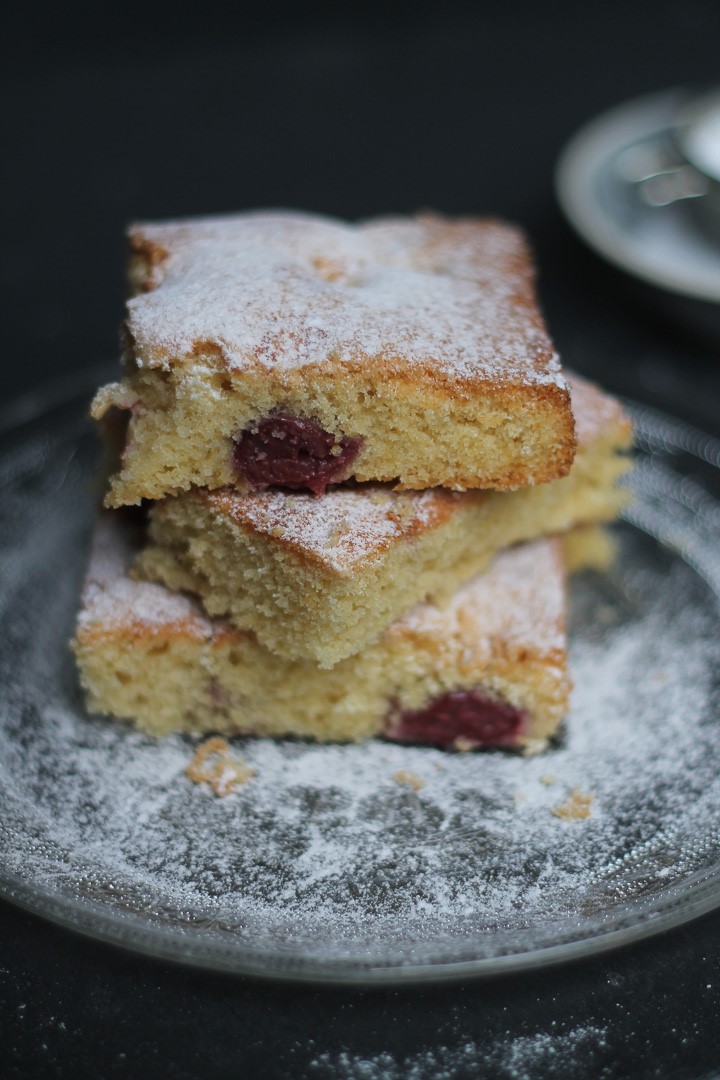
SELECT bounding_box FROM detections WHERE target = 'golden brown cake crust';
[92,211,577,504]
[125,211,563,390]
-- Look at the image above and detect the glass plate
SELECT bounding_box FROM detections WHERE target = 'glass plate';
[0,373,719,986]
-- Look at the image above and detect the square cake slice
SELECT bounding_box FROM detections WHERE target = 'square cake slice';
[73,513,572,750]
[91,211,576,506]
[134,373,631,667]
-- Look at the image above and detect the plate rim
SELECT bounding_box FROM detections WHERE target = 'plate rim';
[3,860,720,987]
[1,370,720,986]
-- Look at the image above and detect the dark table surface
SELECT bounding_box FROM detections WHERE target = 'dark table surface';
[2,3,720,1077]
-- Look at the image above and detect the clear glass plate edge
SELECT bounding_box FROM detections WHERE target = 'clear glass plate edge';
[0,371,719,986]
[2,854,720,986]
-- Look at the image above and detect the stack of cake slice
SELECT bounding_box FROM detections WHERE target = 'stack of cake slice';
[74,211,632,751]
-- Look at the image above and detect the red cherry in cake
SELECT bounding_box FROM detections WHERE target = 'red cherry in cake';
[232,414,362,494]
[385,690,526,749]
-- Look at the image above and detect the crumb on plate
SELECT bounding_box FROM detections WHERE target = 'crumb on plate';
[186,736,256,797]
[393,769,426,792]
[552,787,594,821]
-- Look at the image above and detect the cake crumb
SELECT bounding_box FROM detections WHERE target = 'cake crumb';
[540,773,557,787]
[522,737,549,757]
[186,736,256,797]
[393,770,425,792]
[514,791,528,808]
[552,788,594,821]
[453,736,475,753]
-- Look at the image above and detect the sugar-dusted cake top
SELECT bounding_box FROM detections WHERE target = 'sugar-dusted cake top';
[570,371,631,448]
[126,210,564,387]
[77,514,215,642]
[397,536,565,658]
[77,513,563,661]
[204,484,468,573]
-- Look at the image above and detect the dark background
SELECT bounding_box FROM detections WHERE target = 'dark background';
[2,2,720,1077]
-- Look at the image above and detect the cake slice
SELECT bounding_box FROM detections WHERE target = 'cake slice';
[134,373,631,667]
[91,211,576,506]
[73,513,573,750]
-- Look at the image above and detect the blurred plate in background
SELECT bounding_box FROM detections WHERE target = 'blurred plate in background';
[556,90,720,338]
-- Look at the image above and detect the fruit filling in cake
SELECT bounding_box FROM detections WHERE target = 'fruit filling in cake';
[232,413,362,493]
[385,690,527,748]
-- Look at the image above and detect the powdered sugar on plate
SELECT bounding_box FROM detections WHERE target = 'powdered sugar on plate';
[0,396,719,981]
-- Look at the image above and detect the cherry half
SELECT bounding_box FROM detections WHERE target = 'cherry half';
[232,413,362,494]
[385,689,526,749]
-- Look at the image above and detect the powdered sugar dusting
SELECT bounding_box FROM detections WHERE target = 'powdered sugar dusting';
[127,211,564,387]
[1,400,720,980]
[397,537,565,657]
[80,512,565,666]
[569,371,630,448]
[208,485,463,572]
[76,514,213,641]
[4,529,720,976]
